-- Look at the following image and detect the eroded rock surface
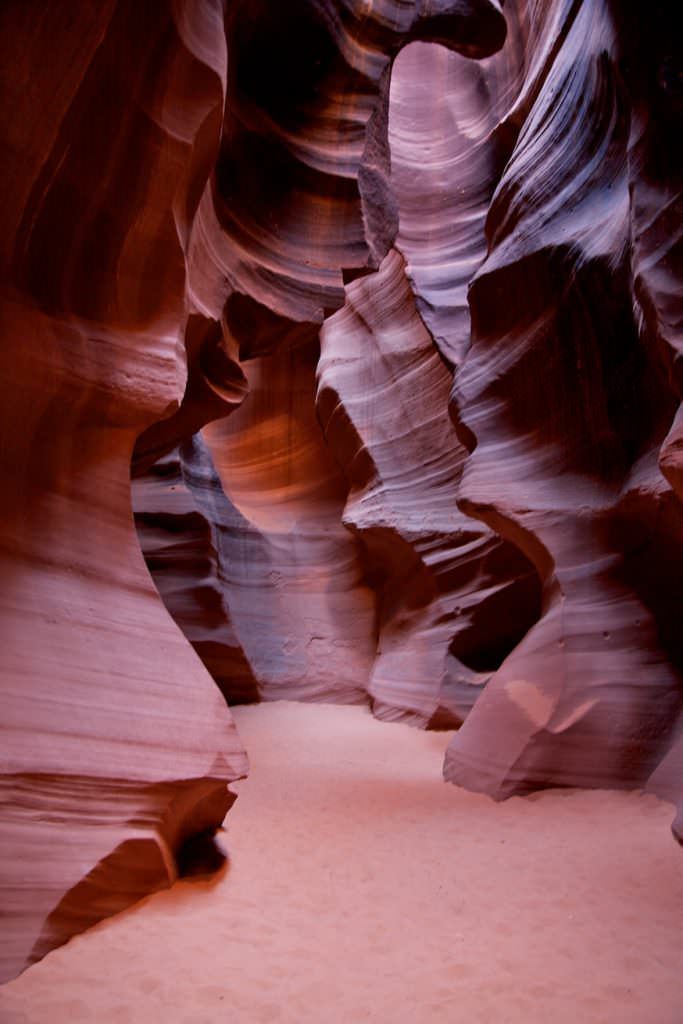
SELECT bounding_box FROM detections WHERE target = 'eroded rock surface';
[1,0,521,981]
[442,0,683,809]
[2,0,682,985]
[0,0,248,983]
[318,249,540,725]
[202,338,376,704]
[135,0,517,712]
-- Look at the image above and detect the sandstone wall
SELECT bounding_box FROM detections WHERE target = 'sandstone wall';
[2,0,681,982]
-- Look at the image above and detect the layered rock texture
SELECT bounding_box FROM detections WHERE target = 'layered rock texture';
[318,248,541,725]
[0,1,250,983]
[1,0,682,984]
[442,0,683,819]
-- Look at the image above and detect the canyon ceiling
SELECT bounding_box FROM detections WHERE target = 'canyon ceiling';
[1,0,681,984]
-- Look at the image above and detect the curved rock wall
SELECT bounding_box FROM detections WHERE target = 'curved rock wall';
[133,0,682,836]
[442,0,683,818]
[318,249,540,725]
[135,0,516,714]
[2,0,682,984]
[0,0,248,983]
[202,338,376,704]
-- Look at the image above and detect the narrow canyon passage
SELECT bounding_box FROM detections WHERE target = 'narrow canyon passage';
[2,702,681,1024]
[1,0,682,1007]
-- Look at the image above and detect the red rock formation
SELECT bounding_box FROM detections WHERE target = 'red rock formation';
[188,0,508,331]
[133,438,260,706]
[0,1,248,983]
[202,338,376,704]
[443,0,683,812]
[1,0,521,981]
[130,316,260,705]
[389,21,529,369]
[2,0,682,986]
[135,0,515,713]
[318,249,540,725]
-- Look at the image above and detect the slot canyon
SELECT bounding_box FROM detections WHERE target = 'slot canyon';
[1,1,682,1020]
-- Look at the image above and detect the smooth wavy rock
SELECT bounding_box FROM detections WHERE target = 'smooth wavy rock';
[133,0,512,709]
[443,0,683,801]
[131,315,262,706]
[132,439,260,705]
[0,1,247,982]
[388,18,528,368]
[318,249,540,725]
[202,338,376,703]
[132,315,249,477]
[4,0,682,986]
[187,0,508,335]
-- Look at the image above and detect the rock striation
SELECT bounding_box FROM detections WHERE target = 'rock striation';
[133,438,260,707]
[1,0,521,981]
[201,338,376,704]
[1,0,682,985]
[135,0,517,713]
[0,0,248,983]
[318,248,540,725]
[441,0,683,816]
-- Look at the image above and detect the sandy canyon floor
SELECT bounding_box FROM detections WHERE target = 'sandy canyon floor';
[1,701,682,1024]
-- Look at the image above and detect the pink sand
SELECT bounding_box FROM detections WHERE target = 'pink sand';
[1,701,681,1023]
